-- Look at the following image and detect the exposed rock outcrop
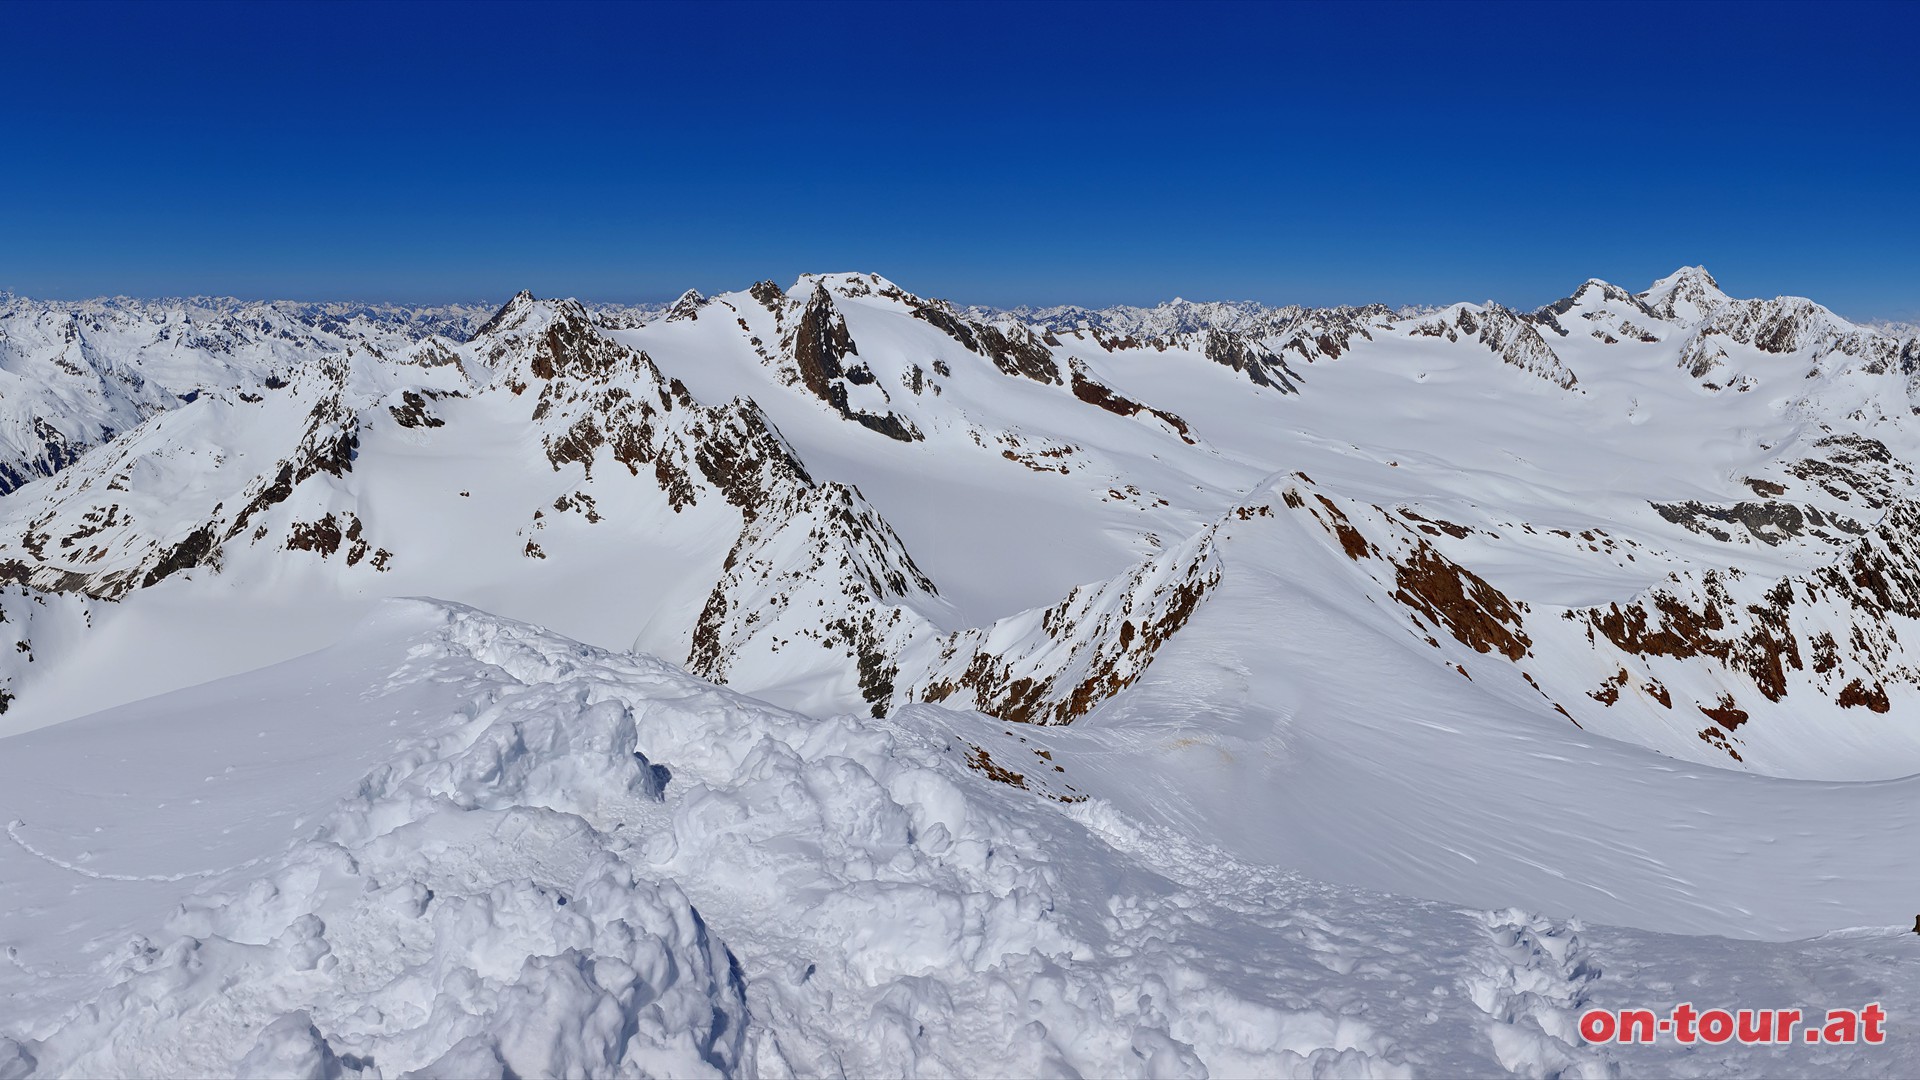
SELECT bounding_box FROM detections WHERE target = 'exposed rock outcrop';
[784,286,924,442]
[1410,304,1580,389]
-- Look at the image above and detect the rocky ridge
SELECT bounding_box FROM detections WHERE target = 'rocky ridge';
[1256,470,1920,771]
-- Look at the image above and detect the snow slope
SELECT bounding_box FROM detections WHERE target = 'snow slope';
[3,268,1920,1077]
[0,294,494,496]
[4,602,1916,1078]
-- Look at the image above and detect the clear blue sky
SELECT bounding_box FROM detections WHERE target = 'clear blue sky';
[3,0,1915,318]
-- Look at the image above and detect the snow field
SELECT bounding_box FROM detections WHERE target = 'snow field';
[6,601,1916,1078]
[4,266,1920,1077]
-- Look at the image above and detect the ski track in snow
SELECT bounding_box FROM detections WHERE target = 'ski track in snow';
[6,820,265,884]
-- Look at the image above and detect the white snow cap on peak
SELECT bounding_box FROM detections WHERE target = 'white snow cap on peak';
[467,289,543,339]
[467,290,601,345]
[789,271,912,300]
[1637,265,1731,320]
[1562,278,1640,306]
[1642,265,1726,301]
[664,288,706,321]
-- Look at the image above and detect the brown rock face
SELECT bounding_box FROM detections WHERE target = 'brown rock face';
[910,300,1061,385]
[1698,693,1749,730]
[1837,678,1891,712]
[1390,541,1530,662]
[906,527,1222,727]
[749,280,786,312]
[789,286,923,442]
[388,389,446,429]
[793,284,860,404]
[1067,360,1195,444]
[286,512,374,566]
[141,522,219,589]
[1583,577,1801,703]
[1575,499,1920,718]
[1200,329,1303,392]
[1295,485,1530,662]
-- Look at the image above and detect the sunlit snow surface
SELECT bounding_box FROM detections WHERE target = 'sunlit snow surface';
[3,602,1915,1078]
[3,269,1920,1077]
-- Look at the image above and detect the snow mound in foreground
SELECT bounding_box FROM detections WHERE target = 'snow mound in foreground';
[5,601,1916,1078]
[10,609,746,1078]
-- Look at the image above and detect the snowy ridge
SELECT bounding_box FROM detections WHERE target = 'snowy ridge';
[1001,296,1305,337]
[686,478,946,716]
[899,513,1224,727]
[0,355,371,600]
[6,267,1920,761]
[1244,471,1920,776]
[8,267,1920,1077]
[1405,303,1580,389]
[2,287,1183,731]
[0,294,491,497]
[474,291,958,716]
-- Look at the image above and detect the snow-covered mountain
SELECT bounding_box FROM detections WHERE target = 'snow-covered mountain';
[0,294,497,496]
[3,268,1919,1077]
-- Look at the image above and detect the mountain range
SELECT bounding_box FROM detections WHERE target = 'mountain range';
[3,267,1919,1078]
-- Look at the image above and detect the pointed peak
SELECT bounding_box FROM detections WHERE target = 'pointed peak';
[1575,277,1634,299]
[469,289,543,341]
[748,280,786,312]
[664,288,706,322]
[1647,265,1721,291]
[1642,265,1725,300]
[1539,278,1653,319]
[466,292,600,351]
[1639,265,1730,321]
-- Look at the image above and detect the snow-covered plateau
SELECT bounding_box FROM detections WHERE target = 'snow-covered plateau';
[1,268,1917,1077]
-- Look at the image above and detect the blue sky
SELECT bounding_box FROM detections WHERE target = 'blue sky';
[3,0,1915,317]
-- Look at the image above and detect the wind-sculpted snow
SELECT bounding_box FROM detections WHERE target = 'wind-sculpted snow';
[2,604,749,1078]
[9,602,1916,1078]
